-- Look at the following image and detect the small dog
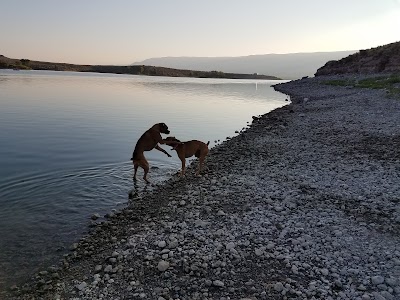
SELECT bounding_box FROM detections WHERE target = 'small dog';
[131,123,171,183]
[164,136,209,176]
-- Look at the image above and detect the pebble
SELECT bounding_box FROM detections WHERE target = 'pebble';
[266,242,275,250]
[226,242,235,250]
[157,240,167,248]
[372,276,385,285]
[274,282,284,292]
[157,260,170,272]
[212,280,225,287]
[94,265,102,272]
[104,265,113,273]
[76,282,87,291]
[91,213,101,220]
[320,268,329,276]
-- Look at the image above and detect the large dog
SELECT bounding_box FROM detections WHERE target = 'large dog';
[131,123,171,183]
[164,136,209,176]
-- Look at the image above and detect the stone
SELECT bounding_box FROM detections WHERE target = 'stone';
[372,276,385,285]
[104,265,113,273]
[76,281,87,291]
[266,242,275,250]
[213,280,225,287]
[255,248,264,256]
[91,213,101,220]
[380,291,394,300]
[274,282,284,292]
[385,277,398,287]
[158,241,167,248]
[94,265,102,272]
[320,268,329,276]
[157,260,170,272]
[226,242,235,250]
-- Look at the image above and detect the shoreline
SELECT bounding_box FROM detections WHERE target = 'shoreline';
[6,75,400,300]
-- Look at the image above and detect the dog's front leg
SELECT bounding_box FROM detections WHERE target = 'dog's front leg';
[155,144,172,157]
[181,158,186,176]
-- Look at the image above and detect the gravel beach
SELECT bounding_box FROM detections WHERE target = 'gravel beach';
[6,76,400,300]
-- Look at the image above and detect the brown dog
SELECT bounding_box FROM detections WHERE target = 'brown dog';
[131,123,171,183]
[164,136,209,176]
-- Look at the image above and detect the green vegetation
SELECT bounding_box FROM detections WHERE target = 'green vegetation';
[20,59,30,66]
[0,58,32,70]
[324,74,400,98]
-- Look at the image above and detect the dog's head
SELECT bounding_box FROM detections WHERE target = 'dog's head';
[164,136,181,143]
[163,136,182,149]
[156,123,170,134]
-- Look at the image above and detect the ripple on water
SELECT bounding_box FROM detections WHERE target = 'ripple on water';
[0,161,177,288]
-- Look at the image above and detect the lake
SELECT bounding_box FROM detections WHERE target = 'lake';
[0,69,288,290]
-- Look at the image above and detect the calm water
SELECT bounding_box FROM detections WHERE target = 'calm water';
[0,69,288,289]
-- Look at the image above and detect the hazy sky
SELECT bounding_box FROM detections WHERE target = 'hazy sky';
[1,0,399,65]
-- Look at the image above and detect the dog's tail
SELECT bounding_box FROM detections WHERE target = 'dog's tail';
[130,150,137,161]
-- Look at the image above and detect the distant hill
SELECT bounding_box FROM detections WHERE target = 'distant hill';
[134,51,356,80]
[315,41,400,76]
[0,55,280,80]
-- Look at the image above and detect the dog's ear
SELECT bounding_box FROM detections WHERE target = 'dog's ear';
[168,140,181,146]
[163,137,175,144]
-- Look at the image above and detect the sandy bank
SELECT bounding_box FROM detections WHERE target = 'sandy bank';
[6,76,400,300]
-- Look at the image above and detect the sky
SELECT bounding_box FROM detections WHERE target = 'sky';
[1,0,399,65]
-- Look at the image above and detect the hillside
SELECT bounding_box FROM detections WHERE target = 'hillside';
[134,51,356,80]
[0,55,280,80]
[315,41,400,76]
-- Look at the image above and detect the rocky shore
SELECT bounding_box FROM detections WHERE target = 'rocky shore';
[6,76,400,300]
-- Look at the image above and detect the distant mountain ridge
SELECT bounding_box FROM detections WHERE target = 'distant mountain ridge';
[134,51,356,80]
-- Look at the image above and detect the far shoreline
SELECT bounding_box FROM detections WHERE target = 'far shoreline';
[0,55,282,80]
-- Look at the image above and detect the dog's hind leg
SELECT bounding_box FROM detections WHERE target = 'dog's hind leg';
[196,157,205,175]
[142,160,150,183]
[181,159,186,176]
[133,161,139,181]
[176,152,186,177]
[196,148,208,175]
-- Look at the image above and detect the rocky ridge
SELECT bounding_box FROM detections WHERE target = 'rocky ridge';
[5,75,400,300]
[315,41,400,76]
